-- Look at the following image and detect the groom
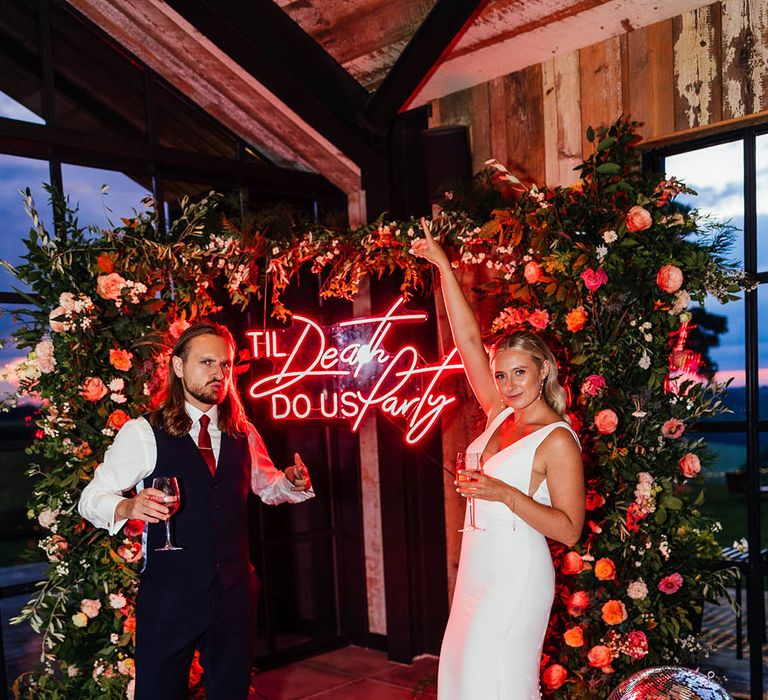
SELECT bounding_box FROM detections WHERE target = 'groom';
[79,321,313,699]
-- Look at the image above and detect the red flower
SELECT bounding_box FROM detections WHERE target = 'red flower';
[124,519,145,538]
[523,261,542,284]
[626,502,648,532]
[96,254,114,274]
[116,541,142,563]
[657,264,684,293]
[542,664,568,690]
[107,409,131,431]
[528,309,550,330]
[565,306,588,332]
[109,348,133,371]
[658,573,683,594]
[581,267,608,291]
[624,630,649,659]
[561,551,584,575]
[585,490,606,511]
[567,591,590,616]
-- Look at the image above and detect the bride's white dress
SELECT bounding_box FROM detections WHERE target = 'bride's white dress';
[438,407,580,700]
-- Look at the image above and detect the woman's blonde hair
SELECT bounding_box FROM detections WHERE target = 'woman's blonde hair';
[489,330,568,418]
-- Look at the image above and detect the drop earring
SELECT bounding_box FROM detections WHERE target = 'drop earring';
[538,381,544,400]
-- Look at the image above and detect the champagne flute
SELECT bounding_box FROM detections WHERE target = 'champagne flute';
[457,452,485,532]
[152,477,182,551]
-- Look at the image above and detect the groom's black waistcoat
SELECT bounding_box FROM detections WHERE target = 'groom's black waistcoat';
[143,423,252,590]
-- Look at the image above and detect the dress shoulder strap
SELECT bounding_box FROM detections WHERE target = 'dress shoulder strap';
[535,421,582,452]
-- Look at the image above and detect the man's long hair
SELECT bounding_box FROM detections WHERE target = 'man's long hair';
[149,321,250,438]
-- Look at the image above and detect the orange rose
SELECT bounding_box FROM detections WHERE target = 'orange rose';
[123,615,136,635]
[625,205,652,232]
[96,272,127,301]
[523,261,542,284]
[656,264,684,293]
[109,348,134,371]
[80,377,108,402]
[594,557,616,581]
[73,441,92,459]
[679,452,701,478]
[587,644,613,668]
[594,408,618,435]
[561,551,584,575]
[565,306,587,332]
[563,626,584,647]
[107,409,131,431]
[601,599,628,625]
[542,664,567,690]
[96,254,114,274]
[567,591,589,616]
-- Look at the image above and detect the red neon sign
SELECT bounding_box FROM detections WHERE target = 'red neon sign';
[246,297,463,444]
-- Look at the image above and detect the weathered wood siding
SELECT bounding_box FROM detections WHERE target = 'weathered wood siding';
[429,1,767,187]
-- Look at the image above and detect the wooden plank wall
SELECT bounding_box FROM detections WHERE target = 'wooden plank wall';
[429,0,768,188]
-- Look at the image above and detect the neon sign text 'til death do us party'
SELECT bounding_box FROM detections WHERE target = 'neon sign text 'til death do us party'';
[246,297,463,444]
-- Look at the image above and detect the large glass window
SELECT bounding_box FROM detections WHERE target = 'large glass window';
[0,154,52,293]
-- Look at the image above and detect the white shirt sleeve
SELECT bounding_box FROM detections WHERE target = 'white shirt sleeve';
[77,417,157,535]
[247,424,314,505]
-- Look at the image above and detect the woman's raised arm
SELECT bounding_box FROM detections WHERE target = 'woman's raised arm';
[410,219,499,417]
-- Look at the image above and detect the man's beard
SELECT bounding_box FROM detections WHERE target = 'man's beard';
[184,379,226,405]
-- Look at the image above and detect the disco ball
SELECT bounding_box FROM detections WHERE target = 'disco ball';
[608,666,730,700]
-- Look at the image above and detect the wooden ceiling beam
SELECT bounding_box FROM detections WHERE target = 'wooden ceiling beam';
[363,0,490,133]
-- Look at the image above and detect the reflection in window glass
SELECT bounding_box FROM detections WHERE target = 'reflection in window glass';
[61,164,152,232]
[666,140,744,265]
[0,154,52,293]
[689,431,747,548]
[666,143,745,423]
[756,134,768,272]
[0,0,44,125]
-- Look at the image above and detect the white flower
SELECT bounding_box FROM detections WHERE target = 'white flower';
[72,612,88,628]
[67,665,79,678]
[632,409,647,418]
[35,340,56,374]
[659,539,670,560]
[110,633,119,644]
[596,244,608,260]
[111,393,127,404]
[669,289,691,316]
[38,508,59,530]
[733,537,748,554]
[627,579,648,600]
[638,350,651,370]
[109,592,127,609]
[603,230,618,243]
[108,378,125,392]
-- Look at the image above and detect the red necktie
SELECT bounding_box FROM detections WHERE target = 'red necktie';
[197,414,216,477]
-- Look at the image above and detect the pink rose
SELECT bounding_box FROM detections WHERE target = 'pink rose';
[658,572,683,594]
[661,418,685,439]
[80,377,108,402]
[528,309,550,330]
[58,292,76,312]
[581,374,606,396]
[96,272,127,301]
[80,598,101,619]
[679,452,701,478]
[626,205,652,232]
[49,306,67,332]
[625,630,649,659]
[594,409,618,435]
[656,265,684,293]
[587,645,613,668]
[581,267,608,291]
[523,261,542,284]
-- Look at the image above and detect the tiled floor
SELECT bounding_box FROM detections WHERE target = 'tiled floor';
[249,647,437,700]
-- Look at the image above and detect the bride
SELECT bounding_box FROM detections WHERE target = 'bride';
[410,220,585,699]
